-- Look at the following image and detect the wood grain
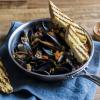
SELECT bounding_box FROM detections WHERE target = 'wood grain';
[0,0,27,8]
[0,0,26,1]
[0,0,100,99]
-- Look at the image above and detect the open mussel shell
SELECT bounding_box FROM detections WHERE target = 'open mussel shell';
[32,58,45,65]
[43,32,61,47]
[52,62,73,75]
[17,42,32,54]
[39,40,62,51]
[42,21,62,47]
[48,32,61,46]
[28,27,43,44]
[52,60,75,75]
[31,61,55,75]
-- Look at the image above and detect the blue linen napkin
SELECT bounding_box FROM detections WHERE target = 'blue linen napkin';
[0,22,100,100]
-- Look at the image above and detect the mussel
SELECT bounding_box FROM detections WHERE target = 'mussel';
[42,47,54,56]
[31,38,61,51]
[42,21,54,31]
[31,60,55,75]
[42,21,49,31]
[43,32,61,47]
[51,67,70,75]
[36,61,54,71]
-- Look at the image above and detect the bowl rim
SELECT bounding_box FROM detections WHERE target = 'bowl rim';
[8,18,94,78]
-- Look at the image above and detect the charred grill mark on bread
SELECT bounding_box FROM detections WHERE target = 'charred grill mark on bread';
[0,60,13,93]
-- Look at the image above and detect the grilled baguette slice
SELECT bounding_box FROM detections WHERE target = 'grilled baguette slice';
[69,26,88,52]
[65,25,89,62]
[49,1,89,62]
[0,60,13,93]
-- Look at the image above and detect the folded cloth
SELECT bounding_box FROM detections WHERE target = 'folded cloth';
[0,22,100,100]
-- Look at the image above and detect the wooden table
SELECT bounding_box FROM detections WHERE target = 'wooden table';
[0,0,100,99]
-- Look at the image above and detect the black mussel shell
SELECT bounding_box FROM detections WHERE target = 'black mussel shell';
[28,29,34,43]
[61,63,73,72]
[34,21,43,31]
[54,61,73,75]
[54,33,70,50]
[40,40,61,51]
[43,32,61,47]
[36,61,54,72]
[52,67,70,75]
[23,42,32,52]
[42,21,54,31]
[42,47,54,56]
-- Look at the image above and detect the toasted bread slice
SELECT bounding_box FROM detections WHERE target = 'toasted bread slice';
[65,27,89,62]
[69,26,87,51]
[49,0,72,22]
[66,37,86,62]
[49,1,89,62]
[0,60,13,93]
[49,1,81,28]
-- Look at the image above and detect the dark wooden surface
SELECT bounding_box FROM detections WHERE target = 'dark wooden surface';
[0,0,100,99]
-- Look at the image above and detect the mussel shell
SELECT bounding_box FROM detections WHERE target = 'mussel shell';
[54,33,70,50]
[40,40,61,51]
[28,29,34,42]
[42,21,54,31]
[36,61,54,72]
[52,67,70,75]
[42,47,54,56]
[43,32,61,47]
[34,21,43,31]
[54,62,73,74]
[32,60,55,75]
[48,34,60,46]
[23,41,32,52]
[18,31,25,43]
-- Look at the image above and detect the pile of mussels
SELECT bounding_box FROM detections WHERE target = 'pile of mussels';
[13,21,81,75]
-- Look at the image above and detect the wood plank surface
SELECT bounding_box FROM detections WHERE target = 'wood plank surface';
[0,0,100,99]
